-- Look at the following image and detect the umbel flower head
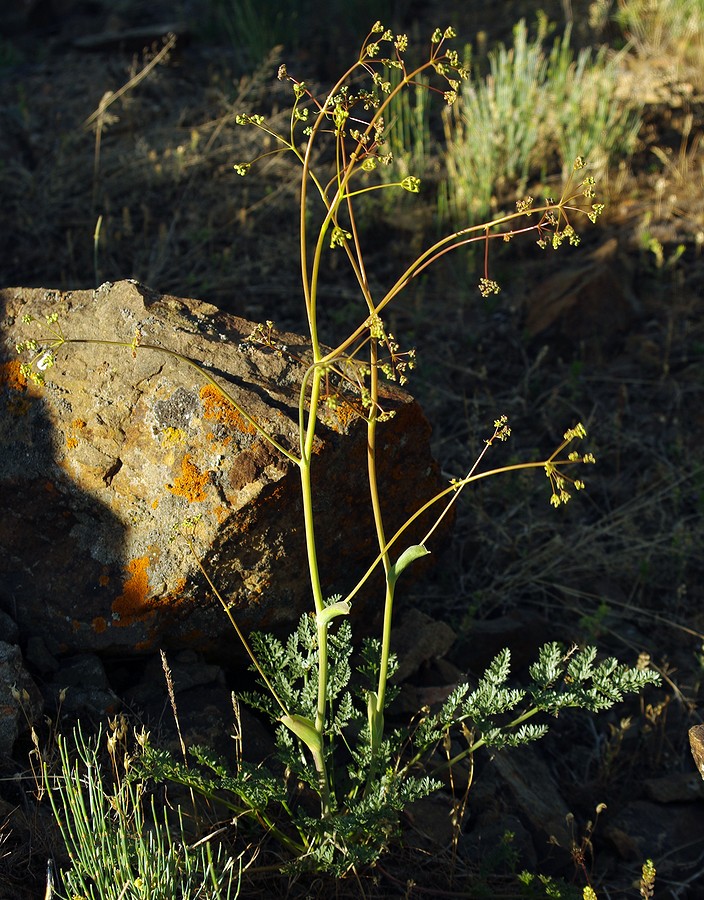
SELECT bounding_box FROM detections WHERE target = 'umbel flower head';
[544,423,596,507]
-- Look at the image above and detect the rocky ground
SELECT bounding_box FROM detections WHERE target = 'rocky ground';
[1,1,704,897]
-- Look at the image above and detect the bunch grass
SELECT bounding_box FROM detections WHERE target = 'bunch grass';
[44,720,243,899]
[615,0,704,80]
[442,18,641,225]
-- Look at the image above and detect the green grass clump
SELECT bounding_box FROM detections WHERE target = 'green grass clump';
[443,18,641,225]
[44,720,242,899]
[616,0,704,78]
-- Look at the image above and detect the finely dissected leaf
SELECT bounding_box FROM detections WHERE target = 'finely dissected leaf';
[137,741,285,811]
[247,614,355,723]
[460,649,526,720]
[290,767,442,875]
[331,691,356,734]
[506,722,550,745]
[567,644,598,682]
[357,637,399,689]
[528,641,565,686]
[436,681,471,724]
[527,644,660,715]
[327,620,353,700]
[411,642,660,761]
[486,647,512,685]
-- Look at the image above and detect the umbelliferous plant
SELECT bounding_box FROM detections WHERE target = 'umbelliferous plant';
[27,22,659,878]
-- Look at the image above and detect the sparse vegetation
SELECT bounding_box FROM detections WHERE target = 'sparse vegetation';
[1,1,703,897]
[21,23,661,881]
[615,0,704,83]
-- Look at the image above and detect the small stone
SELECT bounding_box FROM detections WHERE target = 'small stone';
[644,771,704,803]
[522,238,640,356]
[391,608,456,683]
[46,653,120,717]
[0,610,19,645]
[491,743,572,849]
[25,635,59,676]
[604,799,704,872]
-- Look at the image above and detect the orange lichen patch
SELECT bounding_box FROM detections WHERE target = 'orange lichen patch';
[206,430,232,446]
[92,616,107,633]
[1,360,33,415]
[328,398,363,433]
[165,577,187,602]
[152,498,159,509]
[0,359,27,391]
[200,384,257,434]
[113,556,152,623]
[43,480,58,494]
[213,504,230,523]
[99,572,110,587]
[65,418,87,449]
[167,453,210,502]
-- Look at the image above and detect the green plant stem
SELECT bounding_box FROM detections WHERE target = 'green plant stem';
[297,361,333,814]
[298,367,326,620]
[366,344,392,715]
[364,339,395,765]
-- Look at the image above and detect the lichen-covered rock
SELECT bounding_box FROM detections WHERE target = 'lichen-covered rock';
[1,281,448,660]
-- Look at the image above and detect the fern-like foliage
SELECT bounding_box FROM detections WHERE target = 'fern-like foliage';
[134,614,661,874]
[243,611,355,723]
[134,741,286,815]
[414,642,660,756]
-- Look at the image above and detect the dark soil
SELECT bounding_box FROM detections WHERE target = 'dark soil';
[1,1,704,898]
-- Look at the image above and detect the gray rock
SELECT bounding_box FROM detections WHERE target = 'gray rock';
[604,799,704,876]
[25,635,59,677]
[490,743,572,850]
[127,649,224,705]
[0,609,19,645]
[391,608,456,683]
[644,770,704,803]
[45,652,120,717]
